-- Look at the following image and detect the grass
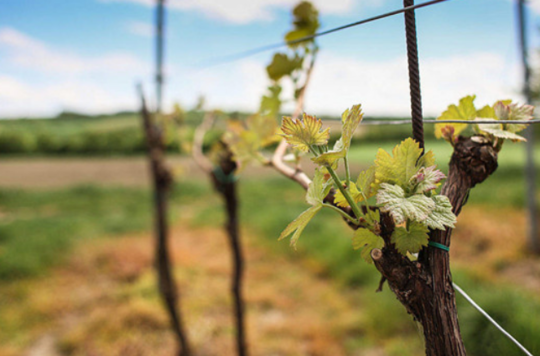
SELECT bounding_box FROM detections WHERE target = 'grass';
[0,186,153,279]
[0,164,538,354]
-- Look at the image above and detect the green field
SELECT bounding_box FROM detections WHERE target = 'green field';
[1,112,539,355]
[0,174,539,355]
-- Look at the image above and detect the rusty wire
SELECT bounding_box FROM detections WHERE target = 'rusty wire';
[403,0,425,150]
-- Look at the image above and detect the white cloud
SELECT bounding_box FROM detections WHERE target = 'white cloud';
[0,27,149,118]
[0,27,146,74]
[99,0,363,24]
[0,75,137,118]
[0,26,522,119]
[171,52,520,118]
[304,52,521,117]
[126,21,154,37]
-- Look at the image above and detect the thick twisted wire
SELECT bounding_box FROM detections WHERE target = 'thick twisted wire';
[404,0,425,150]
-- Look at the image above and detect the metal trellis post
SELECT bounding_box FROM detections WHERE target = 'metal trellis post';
[156,0,165,114]
[517,0,539,254]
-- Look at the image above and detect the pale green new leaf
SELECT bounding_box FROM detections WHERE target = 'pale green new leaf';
[260,84,282,119]
[494,100,534,134]
[479,124,527,142]
[391,221,429,255]
[364,208,381,226]
[246,113,281,147]
[425,195,457,230]
[223,130,261,169]
[306,168,332,206]
[356,166,377,199]
[280,168,330,248]
[312,104,363,166]
[377,183,435,225]
[435,95,477,139]
[279,205,321,249]
[477,104,496,119]
[285,1,320,47]
[333,180,361,208]
[335,165,377,208]
[352,228,385,263]
[374,138,434,189]
[311,138,346,166]
[266,53,303,82]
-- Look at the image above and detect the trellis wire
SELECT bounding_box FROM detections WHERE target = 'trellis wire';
[198,0,449,68]
[453,283,534,356]
[322,118,540,125]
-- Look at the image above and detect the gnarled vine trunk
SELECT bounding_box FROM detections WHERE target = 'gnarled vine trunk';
[210,147,248,356]
[139,87,191,356]
[372,137,498,356]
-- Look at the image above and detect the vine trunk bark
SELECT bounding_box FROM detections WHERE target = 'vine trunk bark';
[373,137,498,356]
[139,88,191,356]
[211,148,248,356]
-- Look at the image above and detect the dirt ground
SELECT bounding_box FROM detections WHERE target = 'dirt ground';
[0,157,196,188]
[0,157,303,188]
[0,224,386,356]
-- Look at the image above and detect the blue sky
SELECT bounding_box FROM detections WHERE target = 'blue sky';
[1,0,540,118]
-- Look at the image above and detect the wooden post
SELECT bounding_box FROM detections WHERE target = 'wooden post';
[211,148,247,356]
[193,115,248,356]
[138,85,191,356]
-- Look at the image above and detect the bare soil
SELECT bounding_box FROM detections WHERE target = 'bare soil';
[0,157,305,189]
[1,224,381,356]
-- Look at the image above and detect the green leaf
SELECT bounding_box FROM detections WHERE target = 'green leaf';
[333,180,361,208]
[311,138,346,166]
[333,165,376,208]
[280,167,331,249]
[223,129,262,169]
[352,228,385,263]
[246,112,281,147]
[306,168,332,206]
[356,165,377,199]
[285,1,320,47]
[377,183,435,225]
[260,84,282,118]
[281,113,330,152]
[476,104,496,119]
[425,195,457,230]
[312,104,363,166]
[279,205,321,248]
[365,208,380,226]
[266,53,303,82]
[285,28,314,44]
[435,95,477,139]
[391,221,429,255]
[374,138,433,189]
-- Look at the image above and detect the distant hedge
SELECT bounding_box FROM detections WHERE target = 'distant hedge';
[5,110,534,156]
[0,111,209,156]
